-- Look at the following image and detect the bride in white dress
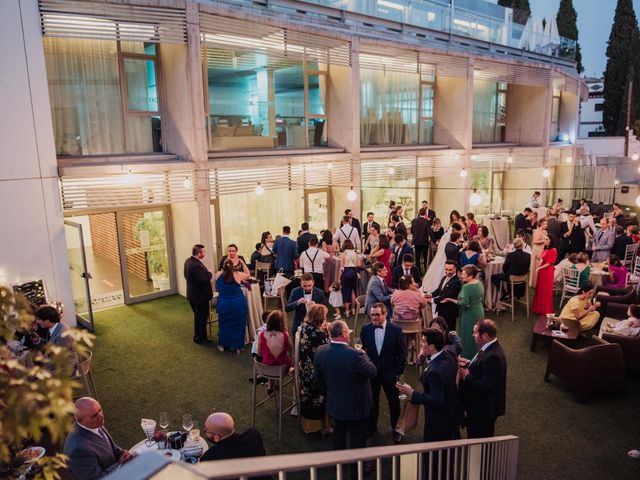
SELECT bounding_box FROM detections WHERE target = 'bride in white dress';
[422,225,453,292]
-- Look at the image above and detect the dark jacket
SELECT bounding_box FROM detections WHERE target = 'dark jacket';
[444,242,461,266]
[360,322,406,382]
[461,340,507,421]
[201,427,271,480]
[392,243,414,269]
[514,213,528,233]
[391,264,422,289]
[272,236,298,273]
[411,348,461,441]
[314,342,377,421]
[296,231,318,255]
[560,220,585,253]
[431,275,462,324]
[612,234,633,260]
[503,250,531,277]
[63,423,122,480]
[410,217,430,246]
[184,256,213,303]
[285,286,326,336]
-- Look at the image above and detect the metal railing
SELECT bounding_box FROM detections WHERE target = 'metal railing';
[106,435,519,480]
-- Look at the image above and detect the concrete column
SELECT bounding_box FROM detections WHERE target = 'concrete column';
[185,1,215,271]
[434,76,470,149]
[505,84,548,146]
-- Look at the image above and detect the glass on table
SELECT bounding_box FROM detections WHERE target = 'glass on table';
[189,420,200,442]
[158,412,169,431]
[140,418,156,442]
[182,414,193,432]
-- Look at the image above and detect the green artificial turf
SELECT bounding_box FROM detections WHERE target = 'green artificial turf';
[89,295,640,479]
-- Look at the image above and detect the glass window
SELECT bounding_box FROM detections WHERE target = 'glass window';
[360,69,426,146]
[550,89,561,141]
[44,37,162,156]
[362,178,416,223]
[420,81,434,144]
[473,79,507,144]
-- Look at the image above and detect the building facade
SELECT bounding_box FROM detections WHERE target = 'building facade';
[578,77,605,138]
[2,0,588,327]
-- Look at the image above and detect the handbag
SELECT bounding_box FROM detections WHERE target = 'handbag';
[271,268,292,292]
[395,401,420,436]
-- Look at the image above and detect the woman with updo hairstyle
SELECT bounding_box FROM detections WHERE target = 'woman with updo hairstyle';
[441,264,484,359]
[215,258,250,353]
[391,275,427,321]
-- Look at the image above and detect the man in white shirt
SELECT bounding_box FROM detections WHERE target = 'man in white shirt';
[333,215,361,251]
[64,397,134,480]
[527,191,542,209]
[300,237,330,290]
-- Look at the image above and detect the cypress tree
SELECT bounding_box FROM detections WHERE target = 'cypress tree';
[556,0,584,73]
[498,0,531,25]
[603,0,640,135]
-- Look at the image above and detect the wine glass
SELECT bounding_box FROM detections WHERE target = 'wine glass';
[354,337,363,350]
[190,420,200,442]
[397,375,408,401]
[183,414,193,432]
[158,412,169,432]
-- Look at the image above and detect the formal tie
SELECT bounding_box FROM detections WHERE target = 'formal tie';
[373,325,383,330]
[98,428,110,445]
[405,269,409,276]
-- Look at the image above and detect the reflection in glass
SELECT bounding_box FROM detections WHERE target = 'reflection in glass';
[124,58,159,112]
[306,191,329,232]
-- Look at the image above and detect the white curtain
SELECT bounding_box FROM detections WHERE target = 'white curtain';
[360,69,419,145]
[593,167,616,204]
[44,37,125,155]
[472,79,497,144]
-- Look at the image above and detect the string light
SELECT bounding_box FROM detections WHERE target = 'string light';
[506,155,513,163]
[542,168,551,178]
[255,182,264,195]
[636,195,640,207]
[387,166,395,175]
[469,190,482,206]
[614,179,620,185]
[346,187,357,202]
[182,176,192,189]
[327,162,334,170]
[459,168,467,178]
[632,153,639,161]
[565,156,572,163]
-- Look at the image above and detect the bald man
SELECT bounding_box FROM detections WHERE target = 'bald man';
[63,397,134,480]
[201,412,270,479]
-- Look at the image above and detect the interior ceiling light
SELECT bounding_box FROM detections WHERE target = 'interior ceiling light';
[388,166,395,175]
[469,190,482,206]
[346,187,357,202]
[459,168,467,178]
[182,176,192,189]
[636,195,640,207]
[255,182,264,196]
[542,168,551,178]
[327,162,334,170]
[614,179,620,185]
[565,156,573,163]
[632,153,639,161]
[506,155,513,163]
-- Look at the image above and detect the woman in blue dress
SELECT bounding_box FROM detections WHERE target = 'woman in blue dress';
[216,258,250,353]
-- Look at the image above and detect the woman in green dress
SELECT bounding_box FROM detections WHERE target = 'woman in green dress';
[441,265,485,359]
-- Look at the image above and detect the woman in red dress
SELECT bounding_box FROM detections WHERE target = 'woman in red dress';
[370,234,393,286]
[532,236,557,315]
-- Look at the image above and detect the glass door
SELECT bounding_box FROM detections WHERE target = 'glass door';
[64,220,95,331]
[116,208,176,304]
[304,189,331,232]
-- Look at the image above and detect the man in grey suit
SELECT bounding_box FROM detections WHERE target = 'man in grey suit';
[314,320,377,452]
[35,305,77,374]
[591,217,615,262]
[64,397,135,480]
[365,262,394,319]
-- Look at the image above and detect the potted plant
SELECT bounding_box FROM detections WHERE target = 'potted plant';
[135,214,170,290]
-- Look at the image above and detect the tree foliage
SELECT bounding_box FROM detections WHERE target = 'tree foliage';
[603,0,640,135]
[498,0,532,25]
[556,0,584,73]
[1,287,94,479]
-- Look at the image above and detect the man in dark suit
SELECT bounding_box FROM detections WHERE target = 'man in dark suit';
[64,397,134,480]
[391,253,421,288]
[201,412,271,480]
[363,212,381,253]
[411,208,431,275]
[558,211,585,262]
[491,238,531,299]
[296,222,317,255]
[421,200,436,222]
[314,320,377,452]
[184,244,213,344]
[365,262,394,319]
[459,319,507,438]
[397,328,460,442]
[427,261,462,332]
[345,208,361,237]
[35,305,78,374]
[444,232,462,267]
[390,214,408,239]
[360,303,407,442]
[392,234,414,269]
[272,226,298,275]
[285,273,325,337]
[514,208,532,233]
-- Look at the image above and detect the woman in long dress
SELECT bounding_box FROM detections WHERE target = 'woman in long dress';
[529,219,548,288]
[297,304,330,434]
[532,236,557,315]
[216,258,250,353]
[441,265,484,359]
[422,225,453,292]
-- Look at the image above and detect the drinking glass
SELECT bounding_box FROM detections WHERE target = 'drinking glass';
[190,420,200,442]
[353,337,363,350]
[397,375,408,401]
[158,412,169,431]
[183,414,193,432]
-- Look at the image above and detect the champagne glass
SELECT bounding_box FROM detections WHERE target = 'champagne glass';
[397,375,408,401]
[158,412,169,432]
[354,337,363,350]
[190,420,200,442]
[183,414,193,432]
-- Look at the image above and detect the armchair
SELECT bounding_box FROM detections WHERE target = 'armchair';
[544,336,626,403]
[602,332,640,374]
[597,285,638,317]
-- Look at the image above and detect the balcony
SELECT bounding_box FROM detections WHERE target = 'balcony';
[293,0,576,61]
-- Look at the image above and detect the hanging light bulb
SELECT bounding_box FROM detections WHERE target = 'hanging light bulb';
[124,170,136,185]
[387,166,395,175]
[614,179,620,185]
[454,154,460,161]
[182,176,192,189]
[636,195,640,207]
[565,156,573,163]
[459,168,467,178]
[542,168,551,178]
[632,153,639,161]
[255,182,264,196]
[327,162,334,170]
[469,190,482,206]
[346,187,357,202]
[506,155,513,163]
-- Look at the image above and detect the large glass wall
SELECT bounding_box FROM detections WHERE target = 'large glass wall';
[360,70,434,146]
[204,47,327,150]
[362,178,416,228]
[44,38,162,156]
[550,88,561,141]
[472,80,507,144]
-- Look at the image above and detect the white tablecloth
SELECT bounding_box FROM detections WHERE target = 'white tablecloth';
[483,257,505,311]
[483,218,510,252]
[243,282,264,343]
[131,433,208,461]
[589,269,609,288]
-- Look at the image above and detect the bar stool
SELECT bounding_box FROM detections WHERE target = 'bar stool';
[352,294,367,339]
[392,318,422,365]
[72,350,98,399]
[251,359,295,440]
[498,273,530,322]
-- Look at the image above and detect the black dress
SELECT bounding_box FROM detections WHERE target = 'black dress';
[298,323,329,429]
